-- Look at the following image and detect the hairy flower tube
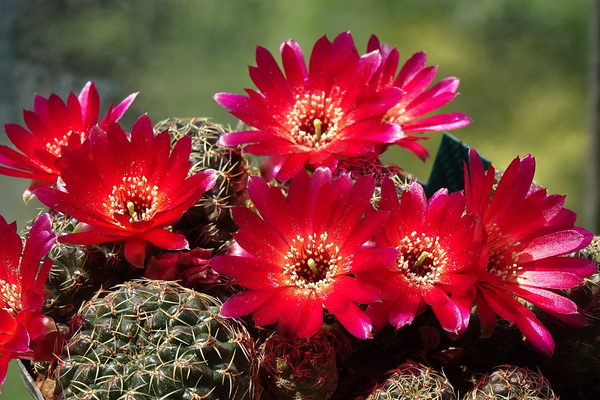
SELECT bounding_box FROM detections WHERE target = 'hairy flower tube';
[35,115,218,268]
[363,35,472,161]
[0,214,57,386]
[464,149,596,355]
[214,31,405,182]
[209,168,399,340]
[0,82,137,199]
[362,179,483,335]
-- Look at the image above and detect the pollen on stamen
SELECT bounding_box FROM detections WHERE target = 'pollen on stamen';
[107,176,161,223]
[396,232,448,288]
[286,91,345,148]
[45,130,86,158]
[0,280,22,316]
[383,105,409,125]
[283,232,340,291]
[487,225,523,280]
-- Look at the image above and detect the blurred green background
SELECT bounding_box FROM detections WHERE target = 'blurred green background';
[0,0,591,397]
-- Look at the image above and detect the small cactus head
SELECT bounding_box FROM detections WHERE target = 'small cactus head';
[463,365,558,400]
[258,331,339,400]
[43,213,143,324]
[366,362,455,400]
[54,280,256,400]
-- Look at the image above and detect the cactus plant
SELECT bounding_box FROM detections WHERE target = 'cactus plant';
[462,365,558,400]
[53,280,255,400]
[41,213,143,324]
[365,362,455,400]
[258,331,339,400]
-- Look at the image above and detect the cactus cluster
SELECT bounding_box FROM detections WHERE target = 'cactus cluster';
[55,280,255,400]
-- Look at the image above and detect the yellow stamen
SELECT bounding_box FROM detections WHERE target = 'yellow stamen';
[127,201,136,218]
[415,251,432,268]
[313,119,323,143]
[307,258,321,279]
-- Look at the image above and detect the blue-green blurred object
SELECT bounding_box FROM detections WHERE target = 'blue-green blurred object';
[426,132,491,197]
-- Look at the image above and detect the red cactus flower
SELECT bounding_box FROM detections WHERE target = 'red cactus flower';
[0,82,137,199]
[0,214,57,386]
[364,35,472,161]
[209,168,398,340]
[35,115,218,268]
[362,180,482,335]
[214,31,405,182]
[464,149,596,355]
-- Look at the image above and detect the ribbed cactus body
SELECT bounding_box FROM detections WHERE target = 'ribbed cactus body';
[43,214,142,324]
[55,280,255,400]
[462,365,557,400]
[366,362,455,400]
[258,332,338,400]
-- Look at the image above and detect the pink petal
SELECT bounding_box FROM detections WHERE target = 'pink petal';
[3,323,30,353]
[124,239,149,268]
[402,112,472,133]
[389,295,422,329]
[515,314,554,355]
[334,275,380,304]
[431,297,463,334]
[142,229,189,251]
[296,296,324,338]
[221,289,280,318]
[335,303,373,339]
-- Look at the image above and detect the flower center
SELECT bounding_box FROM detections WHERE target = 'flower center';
[487,224,522,281]
[382,104,409,125]
[283,233,341,291]
[44,130,86,158]
[0,279,22,316]
[108,176,161,223]
[396,232,448,288]
[286,92,344,148]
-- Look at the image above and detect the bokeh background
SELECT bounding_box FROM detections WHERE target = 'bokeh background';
[0,0,591,397]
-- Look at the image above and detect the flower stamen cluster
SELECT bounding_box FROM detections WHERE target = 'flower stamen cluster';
[0,280,20,315]
[108,176,161,223]
[396,232,447,289]
[287,92,344,148]
[283,233,342,290]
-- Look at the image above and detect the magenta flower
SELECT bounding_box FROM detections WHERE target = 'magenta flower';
[214,31,405,182]
[209,168,398,340]
[362,180,482,335]
[364,35,472,161]
[0,82,137,199]
[464,149,596,355]
[35,115,218,268]
[0,214,58,387]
